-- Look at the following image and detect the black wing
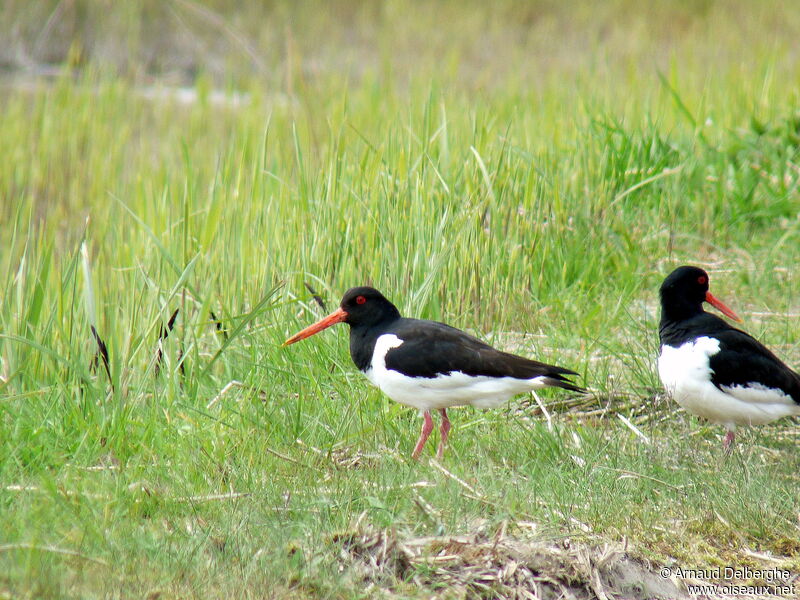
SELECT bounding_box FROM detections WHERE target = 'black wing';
[384,318,583,392]
[709,327,800,403]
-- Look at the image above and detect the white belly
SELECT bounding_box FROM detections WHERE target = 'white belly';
[364,334,548,411]
[658,337,800,429]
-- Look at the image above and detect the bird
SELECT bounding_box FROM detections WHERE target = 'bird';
[284,286,584,459]
[657,265,800,450]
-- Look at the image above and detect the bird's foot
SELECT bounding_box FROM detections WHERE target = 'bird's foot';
[436,441,445,460]
[722,430,735,453]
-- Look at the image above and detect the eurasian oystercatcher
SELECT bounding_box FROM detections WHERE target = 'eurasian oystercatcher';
[658,265,800,449]
[284,286,584,459]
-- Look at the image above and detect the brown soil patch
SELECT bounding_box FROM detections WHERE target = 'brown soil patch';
[331,527,686,599]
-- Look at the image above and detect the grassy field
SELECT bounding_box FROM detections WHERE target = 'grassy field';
[1,1,800,598]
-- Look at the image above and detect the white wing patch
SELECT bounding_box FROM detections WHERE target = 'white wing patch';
[658,336,800,428]
[363,333,548,411]
[720,382,795,406]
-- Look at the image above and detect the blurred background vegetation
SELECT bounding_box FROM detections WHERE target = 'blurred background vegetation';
[2,0,798,88]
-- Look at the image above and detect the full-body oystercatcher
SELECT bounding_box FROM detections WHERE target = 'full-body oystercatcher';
[658,266,800,449]
[284,287,584,459]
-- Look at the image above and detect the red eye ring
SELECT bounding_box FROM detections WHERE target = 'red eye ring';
[356,295,366,305]
[697,276,707,285]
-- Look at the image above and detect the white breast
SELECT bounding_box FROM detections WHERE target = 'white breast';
[658,337,800,428]
[658,336,721,395]
[363,334,548,411]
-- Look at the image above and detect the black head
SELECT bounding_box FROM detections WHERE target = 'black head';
[340,286,401,328]
[660,266,709,311]
[659,265,741,323]
[283,285,402,346]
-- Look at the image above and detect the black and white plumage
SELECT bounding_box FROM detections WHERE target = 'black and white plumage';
[285,286,584,459]
[658,266,800,449]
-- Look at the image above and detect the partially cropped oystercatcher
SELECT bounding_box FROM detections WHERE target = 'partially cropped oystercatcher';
[658,266,800,449]
[284,286,584,459]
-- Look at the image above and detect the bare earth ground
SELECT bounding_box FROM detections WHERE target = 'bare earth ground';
[331,526,685,599]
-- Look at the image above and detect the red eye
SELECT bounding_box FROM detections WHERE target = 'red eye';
[697,276,707,285]
[356,295,366,305]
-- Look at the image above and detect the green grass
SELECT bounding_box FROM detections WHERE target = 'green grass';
[1,1,800,597]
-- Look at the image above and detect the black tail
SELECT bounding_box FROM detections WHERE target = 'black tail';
[543,375,586,394]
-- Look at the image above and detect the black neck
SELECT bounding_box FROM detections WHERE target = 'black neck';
[659,316,690,347]
[348,317,400,371]
[659,307,729,347]
[659,294,702,341]
[660,296,704,324]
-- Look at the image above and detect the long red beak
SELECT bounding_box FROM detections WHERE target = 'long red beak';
[283,307,348,346]
[705,291,742,322]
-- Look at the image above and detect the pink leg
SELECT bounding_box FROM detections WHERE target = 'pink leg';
[436,408,451,459]
[412,411,434,460]
[723,430,735,452]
